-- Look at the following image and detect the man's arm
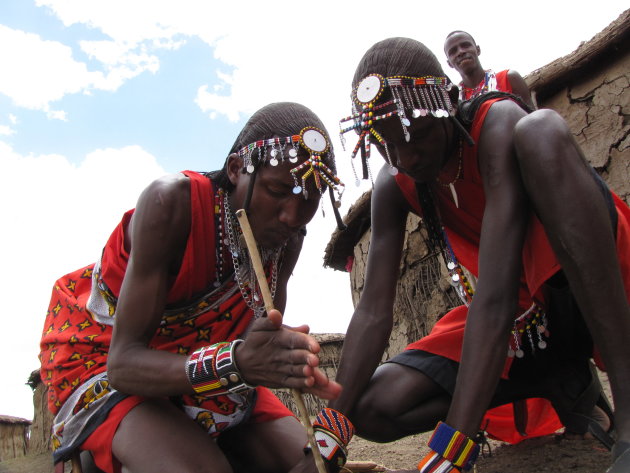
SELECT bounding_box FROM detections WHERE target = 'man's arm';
[507,70,535,110]
[446,100,530,436]
[107,174,335,398]
[108,173,195,396]
[329,165,409,416]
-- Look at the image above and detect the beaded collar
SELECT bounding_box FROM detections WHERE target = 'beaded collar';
[459,69,497,101]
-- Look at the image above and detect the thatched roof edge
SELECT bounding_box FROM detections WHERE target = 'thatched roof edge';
[323,189,372,271]
[0,415,31,425]
[526,9,630,101]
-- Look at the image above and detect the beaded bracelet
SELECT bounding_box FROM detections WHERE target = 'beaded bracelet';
[312,408,355,473]
[185,340,255,396]
[417,422,480,472]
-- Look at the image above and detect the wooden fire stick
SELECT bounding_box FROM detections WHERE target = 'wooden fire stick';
[235,209,327,473]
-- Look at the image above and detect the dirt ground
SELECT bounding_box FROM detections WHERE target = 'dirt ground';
[347,431,611,472]
[2,372,615,473]
[0,435,613,473]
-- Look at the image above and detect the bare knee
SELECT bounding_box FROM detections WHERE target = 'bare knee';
[113,399,232,473]
[513,109,586,189]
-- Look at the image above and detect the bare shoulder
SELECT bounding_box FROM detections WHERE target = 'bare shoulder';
[136,173,191,219]
[130,173,192,249]
[507,69,526,81]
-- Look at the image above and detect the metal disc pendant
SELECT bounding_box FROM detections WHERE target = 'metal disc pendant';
[302,128,327,153]
[419,109,428,117]
[213,281,220,288]
[515,349,524,358]
[246,164,255,173]
[270,149,278,157]
[412,109,421,118]
[270,158,278,166]
[292,186,302,194]
[401,117,411,126]
[538,340,547,349]
[388,166,398,176]
[356,74,382,104]
[447,262,456,270]
[288,148,298,157]
[355,178,360,187]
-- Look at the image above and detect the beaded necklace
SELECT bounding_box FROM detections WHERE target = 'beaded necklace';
[459,70,498,101]
[223,192,281,319]
[417,183,548,358]
[213,187,228,288]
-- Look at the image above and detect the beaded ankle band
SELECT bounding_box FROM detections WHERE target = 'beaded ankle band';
[236,126,344,202]
[312,408,355,473]
[186,340,255,396]
[417,422,480,472]
[339,73,454,184]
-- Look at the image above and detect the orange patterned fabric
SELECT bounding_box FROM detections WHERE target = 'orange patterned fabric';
[39,171,292,463]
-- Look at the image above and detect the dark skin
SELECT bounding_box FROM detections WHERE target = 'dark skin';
[105,152,342,473]
[444,31,535,110]
[300,97,630,472]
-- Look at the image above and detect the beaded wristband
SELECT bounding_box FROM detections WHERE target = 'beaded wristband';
[312,408,355,473]
[186,340,255,396]
[417,422,480,472]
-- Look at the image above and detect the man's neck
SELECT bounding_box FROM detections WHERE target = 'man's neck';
[461,68,487,89]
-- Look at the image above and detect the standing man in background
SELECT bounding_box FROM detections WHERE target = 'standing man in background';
[444,30,536,109]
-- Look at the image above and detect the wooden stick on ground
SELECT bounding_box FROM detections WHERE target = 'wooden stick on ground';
[235,209,327,473]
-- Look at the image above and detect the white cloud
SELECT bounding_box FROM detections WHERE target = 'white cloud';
[46,109,67,121]
[0,125,15,136]
[0,141,167,418]
[0,25,104,110]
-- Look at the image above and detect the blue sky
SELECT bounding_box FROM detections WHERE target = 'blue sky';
[0,0,626,421]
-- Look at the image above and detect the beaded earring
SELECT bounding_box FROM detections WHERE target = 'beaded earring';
[339,74,455,185]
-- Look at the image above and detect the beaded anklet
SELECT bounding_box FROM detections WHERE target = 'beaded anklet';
[312,408,355,473]
[417,422,480,472]
[185,340,255,396]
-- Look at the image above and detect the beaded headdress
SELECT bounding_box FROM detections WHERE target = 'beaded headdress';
[339,73,455,184]
[237,126,344,203]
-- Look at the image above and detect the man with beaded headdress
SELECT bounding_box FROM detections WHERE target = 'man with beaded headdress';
[39,102,346,473]
[297,38,630,473]
[443,30,535,109]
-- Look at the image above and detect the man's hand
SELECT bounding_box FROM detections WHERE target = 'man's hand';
[235,309,342,400]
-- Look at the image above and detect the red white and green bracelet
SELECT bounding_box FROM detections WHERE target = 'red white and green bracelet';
[185,340,255,396]
[312,408,355,473]
[417,421,480,472]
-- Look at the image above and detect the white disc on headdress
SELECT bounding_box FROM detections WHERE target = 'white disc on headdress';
[356,75,382,104]
[302,129,327,153]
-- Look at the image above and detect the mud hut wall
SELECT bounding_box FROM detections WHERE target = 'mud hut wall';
[28,379,53,454]
[532,49,630,204]
[0,418,30,461]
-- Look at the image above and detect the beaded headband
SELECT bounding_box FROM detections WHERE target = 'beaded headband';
[339,73,455,183]
[237,126,344,201]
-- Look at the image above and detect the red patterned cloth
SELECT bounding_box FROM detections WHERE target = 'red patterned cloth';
[395,98,630,443]
[39,171,292,466]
